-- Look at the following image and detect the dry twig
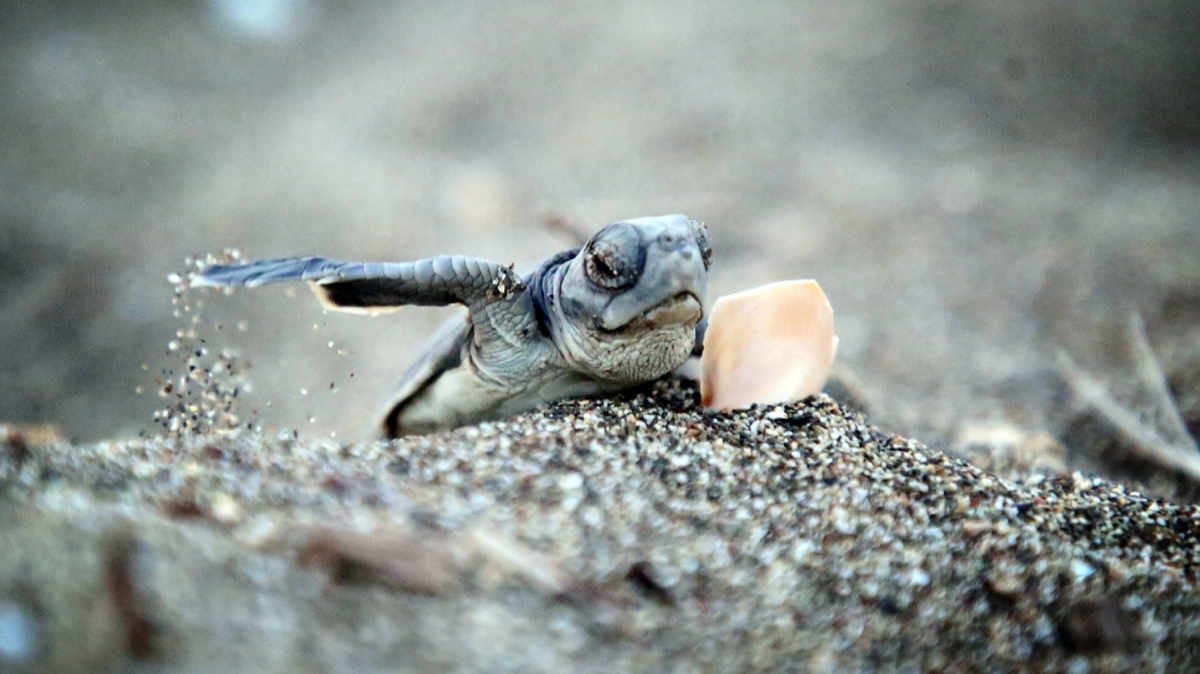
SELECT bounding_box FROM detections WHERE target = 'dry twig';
[1057,312,1200,482]
[541,212,590,247]
[1125,311,1194,447]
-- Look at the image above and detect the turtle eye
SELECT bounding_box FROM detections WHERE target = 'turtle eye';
[584,224,640,290]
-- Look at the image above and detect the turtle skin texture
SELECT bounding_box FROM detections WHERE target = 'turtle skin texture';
[193,214,711,437]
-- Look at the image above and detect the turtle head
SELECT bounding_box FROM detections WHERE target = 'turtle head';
[551,214,711,382]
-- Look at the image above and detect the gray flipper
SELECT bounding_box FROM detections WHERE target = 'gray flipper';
[691,317,707,357]
[192,255,525,311]
[382,312,472,438]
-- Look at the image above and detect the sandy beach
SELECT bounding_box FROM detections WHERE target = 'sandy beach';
[3,380,1199,672]
[3,2,1200,671]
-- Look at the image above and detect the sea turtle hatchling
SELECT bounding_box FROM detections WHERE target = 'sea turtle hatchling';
[192,214,712,437]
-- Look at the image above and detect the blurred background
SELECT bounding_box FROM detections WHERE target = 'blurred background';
[2,1,1198,485]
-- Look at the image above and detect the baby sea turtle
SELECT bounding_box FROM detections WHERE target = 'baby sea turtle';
[193,214,712,437]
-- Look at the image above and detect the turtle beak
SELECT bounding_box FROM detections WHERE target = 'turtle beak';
[608,291,703,331]
[597,235,708,331]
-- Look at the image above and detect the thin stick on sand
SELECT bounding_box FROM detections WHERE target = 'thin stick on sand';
[1125,311,1194,448]
[1057,322,1200,482]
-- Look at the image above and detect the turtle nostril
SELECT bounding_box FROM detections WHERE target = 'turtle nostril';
[659,232,683,249]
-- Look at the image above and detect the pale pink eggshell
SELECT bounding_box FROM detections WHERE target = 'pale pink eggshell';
[700,280,837,410]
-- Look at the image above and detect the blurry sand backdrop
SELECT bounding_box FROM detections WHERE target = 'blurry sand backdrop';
[2,0,1198,457]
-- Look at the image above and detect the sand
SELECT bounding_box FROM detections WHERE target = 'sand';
[3,380,1198,673]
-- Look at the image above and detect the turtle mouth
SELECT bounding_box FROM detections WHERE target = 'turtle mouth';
[617,291,703,331]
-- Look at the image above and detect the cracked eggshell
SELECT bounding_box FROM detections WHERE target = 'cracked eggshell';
[700,280,837,411]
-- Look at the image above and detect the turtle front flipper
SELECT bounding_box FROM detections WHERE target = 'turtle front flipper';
[193,255,525,313]
[691,317,707,357]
